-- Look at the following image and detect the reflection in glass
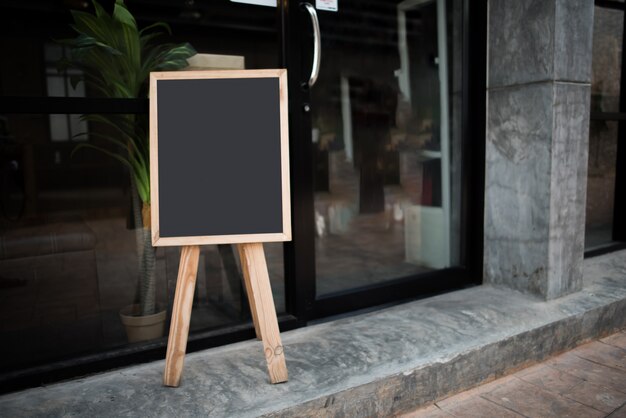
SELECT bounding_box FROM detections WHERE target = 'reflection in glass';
[591,7,623,114]
[585,121,619,249]
[585,4,624,250]
[312,0,463,296]
[0,1,283,372]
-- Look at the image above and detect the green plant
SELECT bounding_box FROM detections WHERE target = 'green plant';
[59,0,196,317]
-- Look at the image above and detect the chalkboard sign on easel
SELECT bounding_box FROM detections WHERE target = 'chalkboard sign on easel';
[149,69,290,386]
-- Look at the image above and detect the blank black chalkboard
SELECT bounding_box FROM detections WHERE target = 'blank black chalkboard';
[149,70,290,246]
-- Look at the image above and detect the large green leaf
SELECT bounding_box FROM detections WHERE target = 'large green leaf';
[140,22,171,37]
[61,0,195,203]
[72,142,132,170]
[113,0,137,30]
[70,10,115,46]
[92,0,107,18]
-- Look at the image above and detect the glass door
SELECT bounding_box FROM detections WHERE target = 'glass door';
[285,0,484,316]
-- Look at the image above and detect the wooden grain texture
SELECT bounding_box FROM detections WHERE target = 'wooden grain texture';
[149,73,160,245]
[238,243,288,383]
[237,244,262,340]
[278,70,291,243]
[154,233,290,247]
[163,245,200,387]
[152,68,283,81]
[185,53,245,70]
[149,69,291,247]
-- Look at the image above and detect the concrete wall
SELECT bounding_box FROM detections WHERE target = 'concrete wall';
[484,0,594,300]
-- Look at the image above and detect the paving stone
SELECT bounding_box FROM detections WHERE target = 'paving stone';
[439,395,523,418]
[573,341,626,372]
[403,337,626,418]
[436,375,516,409]
[514,362,547,378]
[517,364,583,394]
[601,332,626,351]
[608,402,626,417]
[516,359,626,413]
[564,379,626,413]
[547,352,626,394]
[481,375,604,418]
[399,404,453,418]
[435,375,519,406]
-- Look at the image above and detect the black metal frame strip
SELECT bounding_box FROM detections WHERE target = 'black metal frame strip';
[282,0,317,321]
[591,112,626,121]
[0,97,148,114]
[464,0,488,279]
[312,268,474,318]
[584,242,626,258]
[595,0,626,11]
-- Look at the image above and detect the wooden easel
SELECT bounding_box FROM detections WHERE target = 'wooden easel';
[150,68,291,387]
[163,243,288,387]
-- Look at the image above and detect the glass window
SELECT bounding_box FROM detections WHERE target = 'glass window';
[586,120,619,247]
[591,7,623,114]
[585,3,624,249]
[0,1,283,373]
[45,43,88,142]
[310,0,465,296]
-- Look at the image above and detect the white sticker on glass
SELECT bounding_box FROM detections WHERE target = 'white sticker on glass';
[230,0,276,7]
[316,0,338,12]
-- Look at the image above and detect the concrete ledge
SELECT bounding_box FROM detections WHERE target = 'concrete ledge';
[1,251,625,417]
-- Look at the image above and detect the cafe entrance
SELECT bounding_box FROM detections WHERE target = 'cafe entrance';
[0,0,485,391]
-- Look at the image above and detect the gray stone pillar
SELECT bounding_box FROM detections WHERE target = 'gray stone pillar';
[484,0,594,300]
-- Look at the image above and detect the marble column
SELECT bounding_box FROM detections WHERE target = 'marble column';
[484,0,594,299]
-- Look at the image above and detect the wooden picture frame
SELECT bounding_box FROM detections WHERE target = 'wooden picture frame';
[149,69,291,247]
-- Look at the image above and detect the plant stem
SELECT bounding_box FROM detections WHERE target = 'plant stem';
[129,134,156,316]
[139,217,157,316]
[130,173,143,306]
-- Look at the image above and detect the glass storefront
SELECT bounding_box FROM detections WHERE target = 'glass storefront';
[0,0,484,389]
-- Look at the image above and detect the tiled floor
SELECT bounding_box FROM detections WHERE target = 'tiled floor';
[402,330,626,418]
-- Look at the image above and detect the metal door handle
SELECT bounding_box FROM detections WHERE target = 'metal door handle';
[302,3,321,87]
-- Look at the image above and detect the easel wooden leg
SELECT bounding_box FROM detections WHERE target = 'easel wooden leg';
[237,243,288,383]
[163,245,200,387]
[237,245,262,340]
